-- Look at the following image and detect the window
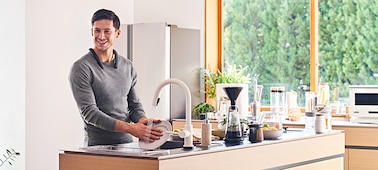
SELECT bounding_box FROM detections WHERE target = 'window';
[205,0,378,108]
[223,0,310,106]
[318,0,378,100]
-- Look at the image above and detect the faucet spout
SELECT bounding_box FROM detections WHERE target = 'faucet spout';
[152,78,194,149]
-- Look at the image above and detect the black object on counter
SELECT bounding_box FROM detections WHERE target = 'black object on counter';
[248,124,263,143]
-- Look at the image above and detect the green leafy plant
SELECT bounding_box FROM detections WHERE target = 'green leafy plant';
[220,117,249,126]
[192,102,215,119]
[202,63,252,99]
[0,148,20,167]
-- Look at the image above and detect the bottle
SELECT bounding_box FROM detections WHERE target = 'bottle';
[305,112,315,133]
[201,119,212,147]
[315,113,326,134]
[270,86,286,117]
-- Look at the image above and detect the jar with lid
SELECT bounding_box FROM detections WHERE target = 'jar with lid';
[270,87,286,117]
[305,112,315,133]
[315,113,326,134]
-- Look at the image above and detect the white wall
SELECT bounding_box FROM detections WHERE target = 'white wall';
[25,1,134,170]
[0,0,25,169]
[134,0,203,29]
[23,1,203,170]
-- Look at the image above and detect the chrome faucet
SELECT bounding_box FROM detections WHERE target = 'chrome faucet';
[152,78,194,149]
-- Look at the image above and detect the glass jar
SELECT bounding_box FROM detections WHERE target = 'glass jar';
[305,112,315,132]
[305,92,317,112]
[318,82,330,105]
[270,87,286,117]
[320,106,332,132]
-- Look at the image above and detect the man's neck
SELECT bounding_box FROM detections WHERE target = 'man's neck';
[93,48,114,62]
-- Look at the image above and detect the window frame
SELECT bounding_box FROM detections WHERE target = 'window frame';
[204,0,320,103]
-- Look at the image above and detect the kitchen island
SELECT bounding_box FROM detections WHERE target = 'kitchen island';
[59,130,344,170]
[283,118,378,170]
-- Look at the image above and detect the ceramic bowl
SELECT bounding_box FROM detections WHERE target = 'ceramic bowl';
[263,129,283,139]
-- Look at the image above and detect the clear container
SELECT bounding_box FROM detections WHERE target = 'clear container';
[305,112,315,132]
[305,92,317,112]
[224,105,243,144]
[258,111,283,139]
[318,82,330,105]
[258,111,283,130]
[320,106,332,132]
[270,87,286,117]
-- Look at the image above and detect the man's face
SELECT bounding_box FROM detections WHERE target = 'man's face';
[91,19,120,52]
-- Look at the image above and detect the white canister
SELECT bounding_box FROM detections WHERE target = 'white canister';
[315,113,326,134]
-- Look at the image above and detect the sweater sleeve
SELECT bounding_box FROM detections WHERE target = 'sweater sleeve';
[69,61,117,131]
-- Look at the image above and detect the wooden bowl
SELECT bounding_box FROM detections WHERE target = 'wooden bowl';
[212,129,225,139]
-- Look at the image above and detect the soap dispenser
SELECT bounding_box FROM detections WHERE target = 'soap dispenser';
[201,118,212,147]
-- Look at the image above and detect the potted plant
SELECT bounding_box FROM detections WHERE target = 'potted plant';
[203,63,252,99]
[202,63,254,115]
[192,102,215,119]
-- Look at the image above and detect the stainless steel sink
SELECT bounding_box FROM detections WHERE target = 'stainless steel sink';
[80,143,171,157]
[159,140,184,149]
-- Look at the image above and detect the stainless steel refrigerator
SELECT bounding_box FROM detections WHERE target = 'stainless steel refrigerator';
[114,23,202,121]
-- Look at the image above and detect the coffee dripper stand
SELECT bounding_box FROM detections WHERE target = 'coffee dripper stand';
[223,86,244,145]
[251,85,263,122]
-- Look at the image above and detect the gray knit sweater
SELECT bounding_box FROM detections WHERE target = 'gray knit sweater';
[69,49,145,146]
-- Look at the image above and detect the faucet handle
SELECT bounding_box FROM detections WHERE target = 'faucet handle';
[165,131,179,135]
[165,129,190,138]
[179,130,190,138]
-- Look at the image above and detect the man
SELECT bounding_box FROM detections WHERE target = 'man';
[69,9,162,146]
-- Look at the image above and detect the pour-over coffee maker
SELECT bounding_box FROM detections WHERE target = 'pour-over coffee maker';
[223,86,243,144]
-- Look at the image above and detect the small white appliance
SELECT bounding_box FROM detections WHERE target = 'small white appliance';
[349,85,378,124]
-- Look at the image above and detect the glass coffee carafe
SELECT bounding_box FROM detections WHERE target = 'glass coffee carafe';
[223,86,244,144]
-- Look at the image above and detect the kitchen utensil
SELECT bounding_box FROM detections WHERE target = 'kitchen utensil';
[223,86,243,144]
[251,85,263,121]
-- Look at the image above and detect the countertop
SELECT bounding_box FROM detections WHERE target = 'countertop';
[283,117,378,128]
[61,130,343,160]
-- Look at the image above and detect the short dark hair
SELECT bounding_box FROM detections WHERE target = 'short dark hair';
[91,9,120,30]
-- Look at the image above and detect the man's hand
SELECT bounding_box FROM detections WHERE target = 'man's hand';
[133,118,163,142]
[114,118,163,142]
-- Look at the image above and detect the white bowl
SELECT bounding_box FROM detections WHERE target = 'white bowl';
[263,129,283,139]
